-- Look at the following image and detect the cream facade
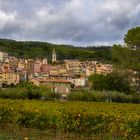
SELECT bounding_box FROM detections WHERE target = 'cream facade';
[70,77,86,87]
[0,72,19,85]
[30,78,71,94]
[0,52,8,62]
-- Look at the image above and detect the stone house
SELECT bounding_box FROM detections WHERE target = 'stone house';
[30,78,71,95]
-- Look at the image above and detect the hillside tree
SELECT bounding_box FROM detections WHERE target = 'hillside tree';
[112,26,140,94]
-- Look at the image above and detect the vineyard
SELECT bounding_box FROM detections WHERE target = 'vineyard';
[0,99,140,139]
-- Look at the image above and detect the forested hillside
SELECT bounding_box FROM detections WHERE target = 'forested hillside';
[0,39,112,62]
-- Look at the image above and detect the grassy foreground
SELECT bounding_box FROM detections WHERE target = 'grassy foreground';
[0,99,140,139]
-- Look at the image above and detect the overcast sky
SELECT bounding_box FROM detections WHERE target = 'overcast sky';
[0,0,140,46]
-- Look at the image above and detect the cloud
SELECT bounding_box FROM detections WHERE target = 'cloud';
[0,10,16,29]
[128,3,140,27]
[0,0,140,46]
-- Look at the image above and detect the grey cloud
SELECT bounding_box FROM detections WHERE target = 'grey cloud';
[128,3,140,27]
[0,22,20,35]
[0,0,140,46]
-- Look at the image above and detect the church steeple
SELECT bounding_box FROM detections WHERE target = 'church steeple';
[52,48,56,63]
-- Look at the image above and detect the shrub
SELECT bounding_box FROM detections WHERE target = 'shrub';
[0,84,61,100]
[67,90,140,103]
[0,88,28,99]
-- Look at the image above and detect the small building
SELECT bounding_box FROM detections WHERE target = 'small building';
[18,59,27,70]
[85,67,96,76]
[33,61,42,73]
[2,62,10,73]
[0,51,8,62]
[42,58,48,64]
[41,64,53,75]
[96,63,113,74]
[27,59,34,74]
[0,72,20,85]
[16,69,27,81]
[50,67,59,76]
[30,78,71,95]
[9,56,18,70]
[70,77,86,87]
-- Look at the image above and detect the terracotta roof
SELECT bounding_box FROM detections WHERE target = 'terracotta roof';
[32,78,71,83]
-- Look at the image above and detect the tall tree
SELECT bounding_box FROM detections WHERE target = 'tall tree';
[89,72,131,94]
[124,26,140,50]
[112,26,140,94]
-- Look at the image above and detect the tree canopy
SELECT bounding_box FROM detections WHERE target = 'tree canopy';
[89,72,131,94]
[124,26,140,49]
[112,26,140,94]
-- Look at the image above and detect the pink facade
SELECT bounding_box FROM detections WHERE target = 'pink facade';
[33,63,56,75]
[33,62,42,73]
[41,64,53,74]
[41,64,48,74]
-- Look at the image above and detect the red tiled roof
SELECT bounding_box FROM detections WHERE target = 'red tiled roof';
[32,78,71,83]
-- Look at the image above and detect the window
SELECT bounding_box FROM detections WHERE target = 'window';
[54,87,58,93]
[66,88,69,93]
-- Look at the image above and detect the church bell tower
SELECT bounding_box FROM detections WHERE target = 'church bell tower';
[52,48,56,63]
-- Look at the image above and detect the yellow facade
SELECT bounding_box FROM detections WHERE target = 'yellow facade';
[50,67,67,76]
[50,69,58,75]
[59,68,67,74]
[0,72,19,85]
[18,60,27,70]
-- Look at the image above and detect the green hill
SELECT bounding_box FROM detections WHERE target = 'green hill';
[0,39,112,63]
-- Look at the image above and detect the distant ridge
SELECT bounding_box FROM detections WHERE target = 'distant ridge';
[0,38,112,63]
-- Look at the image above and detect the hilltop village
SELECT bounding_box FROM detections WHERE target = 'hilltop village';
[0,48,112,96]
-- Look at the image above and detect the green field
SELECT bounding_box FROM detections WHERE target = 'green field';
[0,99,140,139]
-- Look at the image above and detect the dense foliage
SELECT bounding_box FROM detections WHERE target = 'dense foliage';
[87,46,112,63]
[89,71,132,94]
[112,26,140,94]
[0,99,140,139]
[67,91,140,103]
[1,81,139,103]
[124,26,140,49]
[0,39,112,62]
[0,82,61,100]
[0,87,139,103]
